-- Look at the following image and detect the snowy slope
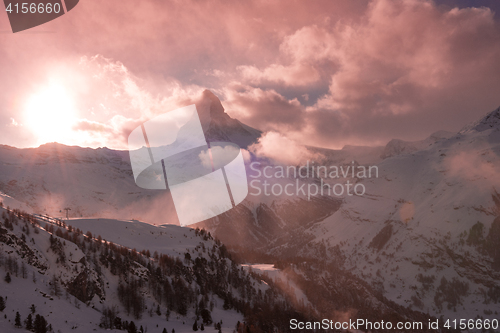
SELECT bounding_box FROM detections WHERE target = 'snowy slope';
[1,206,319,333]
[380,130,455,159]
[0,144,343,250]
[0,142,171,221]
[293,106,500,319]
[242,264,311,308]
[0,192,32,213]
[66,218,214,260]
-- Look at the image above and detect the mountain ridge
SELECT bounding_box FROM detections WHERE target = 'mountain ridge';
[459,105,500,134]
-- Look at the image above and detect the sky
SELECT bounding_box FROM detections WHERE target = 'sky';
[1,0,500,150]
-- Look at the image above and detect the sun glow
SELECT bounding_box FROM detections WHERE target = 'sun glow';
[24,84,78,145]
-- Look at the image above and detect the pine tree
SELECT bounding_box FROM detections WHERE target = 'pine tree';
[162,329,167,333]
[114,317,122,330]
[193,319,198,331]
[34,315,41,333]
[34,314,48,333]
[201,323,204,331]
[128,321,137,333]
[156,304,161,316]
[15,311,21,327]
[4,272,11,283]
[172,329,175,333]
[50,275,61,297]
[30,304,36,314]
[25,313,33,330]
[200,309,212,325]
[0,296,5,312]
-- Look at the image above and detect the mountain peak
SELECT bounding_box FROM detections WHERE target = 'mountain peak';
[194,89,261,148]
[460,106,500,134]
[196,90,226,124]
[201,89,225,116]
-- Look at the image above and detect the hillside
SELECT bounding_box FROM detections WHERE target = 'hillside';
[271,106,500,319]
[0,207,313,333]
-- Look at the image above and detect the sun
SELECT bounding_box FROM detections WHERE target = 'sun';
[24,84,78,145]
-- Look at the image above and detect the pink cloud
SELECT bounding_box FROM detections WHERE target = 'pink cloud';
[445,150,500,188]
[316,0,500,115]
[238,63,320,86]
[238,25,337,86]
[224,0,500,147]
[249,131,323,165]
[224,85,304,132]
[1,0,500,150]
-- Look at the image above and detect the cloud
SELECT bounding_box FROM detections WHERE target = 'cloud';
[49,55,205,149]
[238,63,321,86]
[8,118,20,127]
[238,25,336,86]
[222,0,500,148]
[445,150,500,188]
[198,145,241,170]
[73,119,111,133]
[248,131,323,165]
[1,0,500,150]
[224,85,305,132]
[314,0,500,115]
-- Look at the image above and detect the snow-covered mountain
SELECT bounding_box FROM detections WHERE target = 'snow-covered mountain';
[1,205,438,333]
[275,106,500,319]
[0,90,261,222]
[459,105,500,134]
[380,130,455,159]
[0,90,343,250]
[1,91,500,324]
[0,207,315,333]
[0,143,156,219]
